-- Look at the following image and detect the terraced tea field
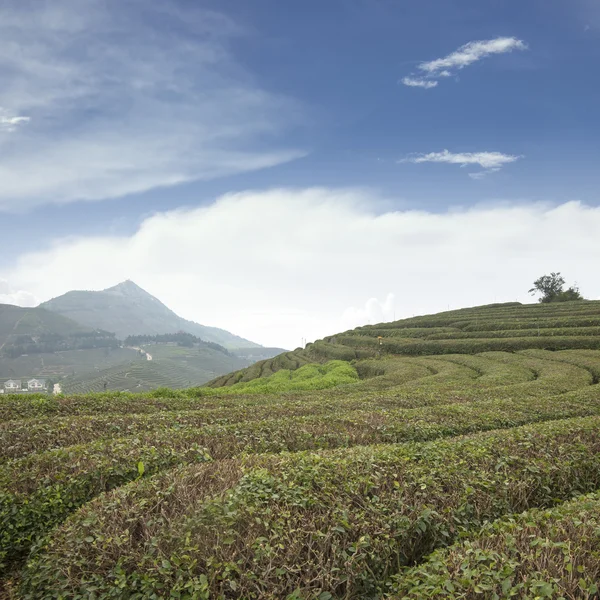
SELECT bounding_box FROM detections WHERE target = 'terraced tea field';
[61,344,250,394]
[2,300,600,598]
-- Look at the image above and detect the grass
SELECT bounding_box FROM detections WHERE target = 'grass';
[3,300,600,598]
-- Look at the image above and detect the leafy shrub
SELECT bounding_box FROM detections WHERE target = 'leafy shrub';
[19,416,600,598]
[390,491,600,598]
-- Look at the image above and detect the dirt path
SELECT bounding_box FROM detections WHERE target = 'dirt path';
[128,346,152,361]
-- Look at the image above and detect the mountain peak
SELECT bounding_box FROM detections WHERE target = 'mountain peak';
[104,280,151,297]
[41,281,262,349]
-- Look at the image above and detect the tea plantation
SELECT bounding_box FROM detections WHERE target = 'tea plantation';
[3,300,600,598]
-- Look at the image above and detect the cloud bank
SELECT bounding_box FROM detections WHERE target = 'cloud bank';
[0,0,303,211]
[3,189,599,349]
[402,36,528,89]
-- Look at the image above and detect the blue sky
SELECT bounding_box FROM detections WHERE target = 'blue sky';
[1,0,600,347]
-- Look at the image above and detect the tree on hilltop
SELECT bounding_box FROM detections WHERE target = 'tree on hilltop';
[529,273,583,303]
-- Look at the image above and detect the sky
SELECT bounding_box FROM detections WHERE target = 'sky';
[1,0,600,349]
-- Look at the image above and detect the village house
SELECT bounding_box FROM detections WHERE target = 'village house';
[3,379,22,392]
[27,378,47,391]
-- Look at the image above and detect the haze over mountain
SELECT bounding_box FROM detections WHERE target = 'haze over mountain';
[40,281,263,350]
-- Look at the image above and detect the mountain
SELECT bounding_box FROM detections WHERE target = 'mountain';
[0,303,90,350]
[0,300,259,389]
[0,283,285,390]
[40,280,262,350]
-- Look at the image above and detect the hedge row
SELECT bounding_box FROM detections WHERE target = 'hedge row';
[0,434,212,571]
[330,334,600,357]
[206,350,313,388]
[425,325,600,340]
[1,349,564,423]
[4,384,600,579]
[5,351,598,462]
[379,336,600,356]
[355,305,600,332]
[19,416,600,598]
[390,491,600,598]
[205,302,600,389]
[0,354,468,423]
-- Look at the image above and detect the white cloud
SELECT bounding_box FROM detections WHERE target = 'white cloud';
[341,294,396,330]
[468,168,501,180]
[3,189,600,349]
[0,279,39,307]
[0,111,30,131]
[0,0,304,211]
[401,77,438,89]
[402,36,527,89]
[401,149,522,177]
[419,37,528,75]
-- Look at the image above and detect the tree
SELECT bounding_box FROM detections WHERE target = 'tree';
[529,272,583,303]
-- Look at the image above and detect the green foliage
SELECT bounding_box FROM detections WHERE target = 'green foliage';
[123,332,230,355]
[529,272,584,303]
[18,417,600,598]
[0,303,90,354]
[212,360,359,394]
[2,330,118,359]
[390,491,600,598]
[207,300,600,387]
[4,302,600,597]
[0,433,212,571]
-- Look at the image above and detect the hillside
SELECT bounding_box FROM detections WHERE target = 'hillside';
[0,294,268,389]
[0,303,91,350]
[207,299,600,387]
[40,280,263,350]
[3,299,600,597]
[61,340,250,394]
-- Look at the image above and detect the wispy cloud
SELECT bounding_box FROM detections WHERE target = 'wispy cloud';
[401,77,438,89]
[0,0,304,211]
[401,149,522,177]
[0,112,30,131]
[402,36,528,89]
[419,37,527,75]
[468,169,501,180]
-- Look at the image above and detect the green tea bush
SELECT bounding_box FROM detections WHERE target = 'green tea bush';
[426,325,600,339]
[205,301,600,387]
[381,336,600,356]
[390,491,600,598]
[20,416,600,599]
[212,360,359,395]
[5,382,600,576]
[0,433,212,571]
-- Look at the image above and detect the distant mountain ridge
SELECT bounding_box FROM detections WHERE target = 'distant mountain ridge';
[40,280,262,349]
[0,303,91,350]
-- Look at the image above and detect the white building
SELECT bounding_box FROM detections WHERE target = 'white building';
[27,378,47,391]
[4,379,22,392]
